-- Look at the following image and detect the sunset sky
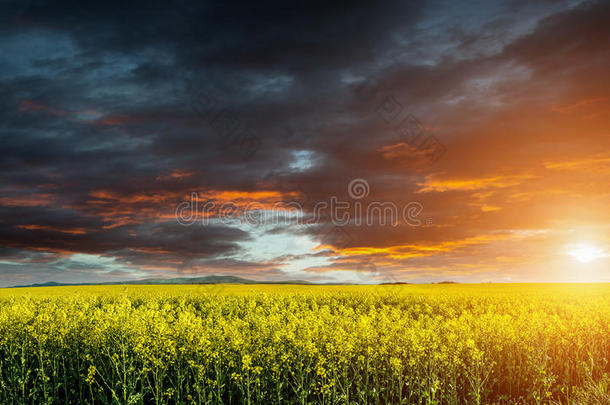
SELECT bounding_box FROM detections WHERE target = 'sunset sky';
[1,0,609,286]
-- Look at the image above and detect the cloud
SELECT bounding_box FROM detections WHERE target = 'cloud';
[1,0,609,284]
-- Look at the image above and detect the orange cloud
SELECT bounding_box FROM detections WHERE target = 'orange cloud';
[0,194,54,207]
[552,97,607,114]
[544,154,610,170]
[378,142,423,159]
[81,187,301,228]
[317,230,549,263]
[17,224,87,235]
[155,169,195,181]
[318,233,512,258]
[88,189,296,207]
[416,174,535,193]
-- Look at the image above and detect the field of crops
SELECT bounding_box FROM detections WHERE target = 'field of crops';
[1,284,610,404]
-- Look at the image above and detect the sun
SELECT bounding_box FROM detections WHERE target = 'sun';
[565,243,607,263]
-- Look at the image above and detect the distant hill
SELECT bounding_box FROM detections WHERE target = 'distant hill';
[11,281,65,288]
[9,275,314,288]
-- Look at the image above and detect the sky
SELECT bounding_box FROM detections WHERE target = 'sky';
[1,0,609,286]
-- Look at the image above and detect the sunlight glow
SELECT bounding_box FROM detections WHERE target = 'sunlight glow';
[565,243,607,263]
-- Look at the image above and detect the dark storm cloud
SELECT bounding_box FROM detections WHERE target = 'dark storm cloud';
[0,204,249,259]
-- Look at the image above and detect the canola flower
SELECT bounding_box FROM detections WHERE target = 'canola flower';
[0,283,609,404]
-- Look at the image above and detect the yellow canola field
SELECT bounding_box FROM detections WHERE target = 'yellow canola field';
[1,283,610,404]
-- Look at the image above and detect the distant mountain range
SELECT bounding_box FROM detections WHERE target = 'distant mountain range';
[8,276,460,288]
[9,275,316,288]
